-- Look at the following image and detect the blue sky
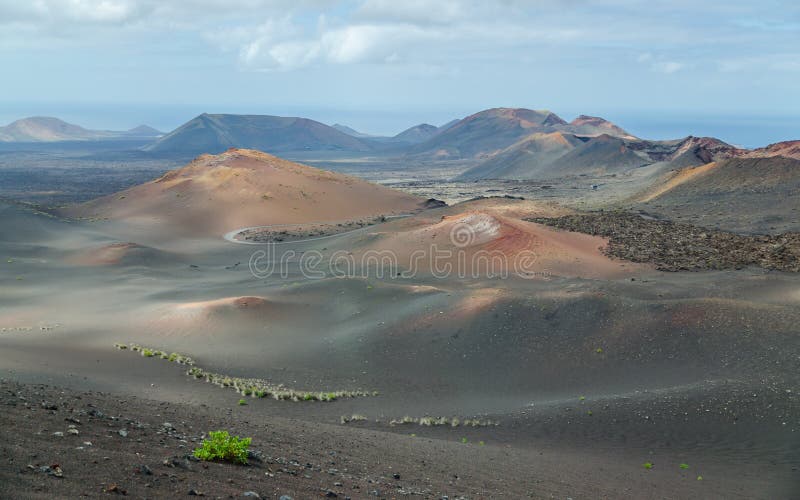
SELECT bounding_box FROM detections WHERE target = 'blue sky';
[0,0,797,146]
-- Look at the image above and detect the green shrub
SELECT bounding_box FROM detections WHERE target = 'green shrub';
[238,399,247,406]
[193,431,251,464]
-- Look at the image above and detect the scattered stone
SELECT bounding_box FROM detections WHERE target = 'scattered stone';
[139,465,153,475]
[52,432,64,437]
[188,489,204,496]
[67,428,79,436]
[118,429,128,438]
[242,492,261,498]
[106,484,127,495]
[36,464,64,478]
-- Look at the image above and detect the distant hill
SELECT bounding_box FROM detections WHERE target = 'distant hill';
[408,108,572,159]
[391,123,440,144]
[408,107,634,161]
[745,140,800,160]
[459,128,744,181]
[637,156,800,234]
[459,132,585,180]
[65,148,423,237]
[144,113,371,155]
[438,119,461,132]
[661,136,744,169]
[331,123,373,138]
[124,125,163,137]
[544,134,650,175]
[567,115,635,139]
[0,117,162,142]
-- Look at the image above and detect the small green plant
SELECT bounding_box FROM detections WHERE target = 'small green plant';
[643,462,653,470]
[193,431,251,464]
[238,399,247,406]
[142,348,155,357]
[461,437,468,444]
[595,347,603,353]
[696,475,703,481]
[479,441,485,446]
[679,463,689,470]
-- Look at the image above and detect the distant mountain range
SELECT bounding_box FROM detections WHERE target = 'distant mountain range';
[458,133,746,181]
[0,117,162,142]
[143,113,371,154]
[5,110,798,188]
[331,121,452,145]
[331,123,373,138]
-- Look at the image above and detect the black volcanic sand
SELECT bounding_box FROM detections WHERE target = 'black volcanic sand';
[2,380,796,499]
[530,212,800,272]
[1,201,800,498]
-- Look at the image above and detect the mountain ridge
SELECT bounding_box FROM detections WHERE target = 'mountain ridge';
[0,116,162,142]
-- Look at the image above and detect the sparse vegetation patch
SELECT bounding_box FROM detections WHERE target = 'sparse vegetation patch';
[385,416,499,428]
[116,342,375,402]
[193,430,251,465]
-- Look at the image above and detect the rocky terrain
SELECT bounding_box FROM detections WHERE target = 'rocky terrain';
[529,212,800,272]
[4,378,798,499]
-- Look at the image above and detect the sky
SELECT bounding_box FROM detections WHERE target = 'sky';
[0,0,798,146]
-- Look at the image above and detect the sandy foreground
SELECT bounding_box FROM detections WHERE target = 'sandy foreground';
[1,171,799,498]
[2,380,794,499]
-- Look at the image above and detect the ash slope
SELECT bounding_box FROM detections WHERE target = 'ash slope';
[64,148,425,238]
[637,156,800,233]
[2,182,800,499]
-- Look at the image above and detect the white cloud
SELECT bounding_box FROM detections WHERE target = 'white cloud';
[651,61,684,74]
[0,0,150,25]
[355,0,465,25]
[238,21,444,71]
[718,54,800,73]
[0,0,797,79]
